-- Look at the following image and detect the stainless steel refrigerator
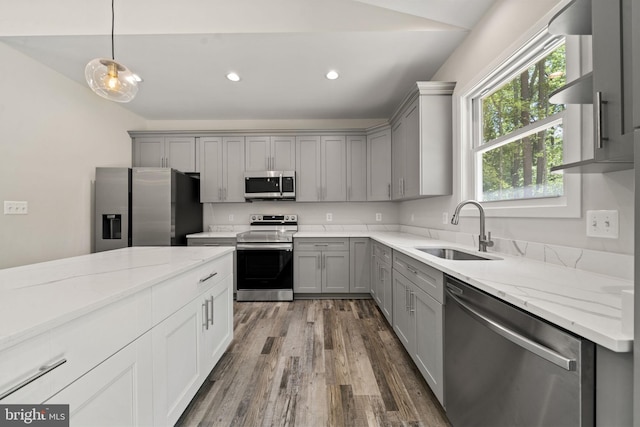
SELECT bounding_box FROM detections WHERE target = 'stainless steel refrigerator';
[95,167,202,252]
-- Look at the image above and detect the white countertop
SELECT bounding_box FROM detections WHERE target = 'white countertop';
[190,230,634,352]
[0,246,234,351]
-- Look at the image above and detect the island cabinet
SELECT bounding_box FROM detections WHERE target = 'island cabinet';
[390,82,454,200]
[391,251,444,405]
[133,136,198,173]
[0,250,234,427]
[152,273,232,427]
[295,136,347,202]
[367,125,392,201]
[245,135,296,171]
[294,238,350,293]
[370,241,392,323]
[200,136,245,202]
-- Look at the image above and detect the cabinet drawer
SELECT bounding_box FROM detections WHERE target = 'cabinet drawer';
[152,254,232,325]
[393,252,444,303]
[373,242,392,266]
[188,238,236,247]
[0,289,152,404]
[294,238,349,252]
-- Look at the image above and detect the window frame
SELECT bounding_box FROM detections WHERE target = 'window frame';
[459,28,582,219]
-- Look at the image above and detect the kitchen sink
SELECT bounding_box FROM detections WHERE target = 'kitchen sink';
[415,247,500,261]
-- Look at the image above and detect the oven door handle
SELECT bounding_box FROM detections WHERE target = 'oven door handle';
[236,243,293,251]
[446,287,576,371]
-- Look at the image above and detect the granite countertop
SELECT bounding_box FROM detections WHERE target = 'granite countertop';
[0,246,234,351]
[188,229,634,352]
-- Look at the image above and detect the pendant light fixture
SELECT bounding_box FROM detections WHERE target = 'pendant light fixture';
[85,0,140,103]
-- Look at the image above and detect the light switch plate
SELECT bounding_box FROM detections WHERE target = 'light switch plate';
[586,210,618,238]
[375,213,382,221]
[4,201,28,215]
[326,213,333,222]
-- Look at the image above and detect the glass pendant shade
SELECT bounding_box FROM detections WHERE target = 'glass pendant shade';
[85,58,139,103]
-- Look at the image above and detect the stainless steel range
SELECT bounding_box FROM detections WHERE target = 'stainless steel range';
[235,214,297,301]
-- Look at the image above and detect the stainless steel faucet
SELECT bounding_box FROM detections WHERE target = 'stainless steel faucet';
[451,200,494,252]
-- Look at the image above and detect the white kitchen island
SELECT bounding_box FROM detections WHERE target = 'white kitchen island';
[0,246,234,427]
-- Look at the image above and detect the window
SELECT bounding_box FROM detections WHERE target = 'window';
[461,29,582,218]
[474,40,566,202]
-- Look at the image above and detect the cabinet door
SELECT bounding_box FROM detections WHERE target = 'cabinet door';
[402,100,420,198]
[392,273,412,352]
[134,137,164,168]
[45,333,153,427]
[367,128,391,201]
[294,251,322,293]
[201,276,233,374]
[349,238,370,293]
[222,136,245,202]
[346,135,367,201]
[271,136,296,170]
[391,120,404,199]
[381,263,393,323]
[200,137,223,202]
[412,287,444,405]
[321,136,347,201]
[295,136,321,201]
[165,137,197,172]
[245,136,270,171]
[592,0,634,161]
[322,251,350,293]
[152,297,203,427]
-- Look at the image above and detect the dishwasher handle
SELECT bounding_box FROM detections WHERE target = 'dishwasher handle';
[446,286,576,371]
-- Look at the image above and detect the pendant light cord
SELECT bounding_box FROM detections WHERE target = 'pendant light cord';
[111,0,115,60]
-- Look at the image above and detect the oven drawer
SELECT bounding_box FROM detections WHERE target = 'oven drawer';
[294,238,349,252]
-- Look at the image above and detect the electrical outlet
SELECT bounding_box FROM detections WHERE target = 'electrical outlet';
[411,214,415,222]
[228,214,234,222]
[442,212,449,224]
[326,213,333,222]
[4,201,28,215]
[586,210,619,239]
[375,213,382,221]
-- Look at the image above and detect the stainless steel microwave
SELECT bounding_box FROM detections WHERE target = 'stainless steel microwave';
[244,171,296,200]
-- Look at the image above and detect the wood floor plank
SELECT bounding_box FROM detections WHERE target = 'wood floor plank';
[176,299,450,427]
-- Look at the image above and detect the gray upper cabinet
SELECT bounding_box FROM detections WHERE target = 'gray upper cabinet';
[346,135,367,201]
[200,136,245,202]
[295,135,347,201]
[133,136,198,173]
[367,126,392,201]
[245,136,296,171]
[549,0,634,172]
[390,82,455,200]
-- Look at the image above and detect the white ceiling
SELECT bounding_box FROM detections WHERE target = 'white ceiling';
[0,0,496,121]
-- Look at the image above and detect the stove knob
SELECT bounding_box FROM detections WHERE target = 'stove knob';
[251,215,257,221]
[285,215,290,221]
[291,215,296,221]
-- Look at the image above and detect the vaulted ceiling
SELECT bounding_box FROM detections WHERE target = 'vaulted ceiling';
[0,0,496,120]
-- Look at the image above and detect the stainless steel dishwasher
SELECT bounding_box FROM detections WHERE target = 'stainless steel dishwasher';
[444,276,594,427]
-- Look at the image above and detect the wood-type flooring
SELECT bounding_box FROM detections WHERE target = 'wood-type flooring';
[176,299,450,427]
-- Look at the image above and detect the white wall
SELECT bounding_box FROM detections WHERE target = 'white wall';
[399,0,635,255]
[0,42,146,269]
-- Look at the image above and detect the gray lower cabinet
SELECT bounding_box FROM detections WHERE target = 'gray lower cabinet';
[392,251,444,405]
[294,238,350,293]
[349,238,371,293]
[370,242,392,322]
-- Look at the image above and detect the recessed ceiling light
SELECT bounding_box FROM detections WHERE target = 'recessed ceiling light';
[226,72,240,82]
[326,70,339,80]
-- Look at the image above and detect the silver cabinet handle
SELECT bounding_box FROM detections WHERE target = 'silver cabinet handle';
[405,286,410,311]
[406,265,418,275]
[202,301,209,330]
[317,254,321,270]
[446,288,576,371]
[388,183,391,199]
[409,291,415,313]
[0,358,67,401]
[208,296,214,326]
[199,272,218,283]
[595,91,608,149]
